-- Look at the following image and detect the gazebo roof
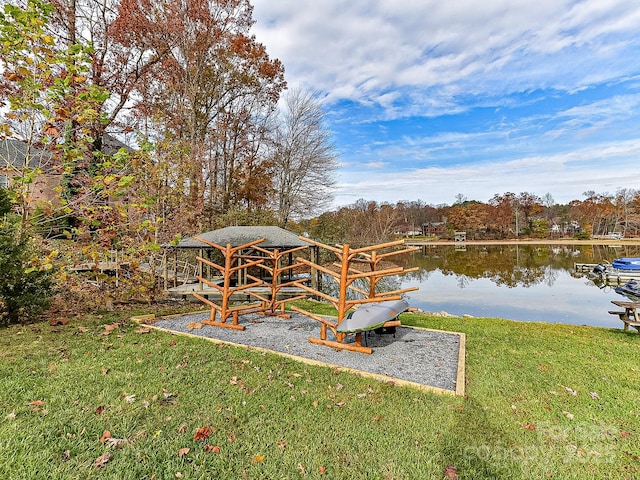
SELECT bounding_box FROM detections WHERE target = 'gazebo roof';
[170,226,310,249]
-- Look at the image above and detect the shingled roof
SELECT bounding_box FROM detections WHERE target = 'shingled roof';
[171,226,310,249]
[0,139,51,168]
[1,134,130,169]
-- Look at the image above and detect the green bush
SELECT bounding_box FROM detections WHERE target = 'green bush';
[0,190,55,326]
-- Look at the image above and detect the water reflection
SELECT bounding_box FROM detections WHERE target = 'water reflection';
[396,244,640,328]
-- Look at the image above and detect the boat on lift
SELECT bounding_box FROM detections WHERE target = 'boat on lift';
[611,257,640,271]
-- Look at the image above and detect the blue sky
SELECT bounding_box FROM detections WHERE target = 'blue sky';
[251,0,640,208]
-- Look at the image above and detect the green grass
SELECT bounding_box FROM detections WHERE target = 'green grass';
[0,304,639,479]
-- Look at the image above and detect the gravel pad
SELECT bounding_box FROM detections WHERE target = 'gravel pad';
[152,312,462,393]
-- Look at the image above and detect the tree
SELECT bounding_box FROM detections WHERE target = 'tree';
[614,188,636,235]
[517,192,542,233]
[127,0,285,220]
[454,193,467,205]
[0,0,110,231]
[488,193,516,238]
[271,88,337,225]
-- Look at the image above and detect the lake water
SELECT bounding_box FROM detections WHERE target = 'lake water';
[394,244,640,328]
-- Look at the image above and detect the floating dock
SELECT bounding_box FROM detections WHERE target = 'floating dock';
[575,263,640,285]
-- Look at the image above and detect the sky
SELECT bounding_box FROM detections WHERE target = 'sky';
[250,0,640,209]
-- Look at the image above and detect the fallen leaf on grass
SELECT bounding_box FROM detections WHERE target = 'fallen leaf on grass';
[252,455,265,463]
[102,323,119,335]
[297,463,306,474]
[135,327,151,334]
[589,392,600,399]
[100,430,111,443]
[105,437,129,449]
[194,426,211,442]
[562,411,575,420]
[50,317,68,326]
[204,445,220,454]
[93,451,111,468]
[319,465,326,475]
[177,423,188,434]
[523,423,536,431]
[101,368,109,375]
[124,394,136,403]
[161,392,177,406]
[28,400,45,407]
[444,464,459,479]
[564,386,577,396]
[95,405,105,415]
[177,447,189,458]
[77,326,89,333]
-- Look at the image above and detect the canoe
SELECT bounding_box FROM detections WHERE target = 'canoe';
[337,299,409,334]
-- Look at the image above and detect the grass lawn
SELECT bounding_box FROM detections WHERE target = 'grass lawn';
[1,303,639,479]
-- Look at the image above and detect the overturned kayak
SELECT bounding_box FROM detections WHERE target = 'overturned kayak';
[337,299,409,333]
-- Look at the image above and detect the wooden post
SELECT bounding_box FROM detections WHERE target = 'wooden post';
[310,246,319,293]
[336,244,350,330]
[163,251,168,291]
[198,247,204,291]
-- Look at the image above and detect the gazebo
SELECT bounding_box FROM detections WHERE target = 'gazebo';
[162,226,319,295]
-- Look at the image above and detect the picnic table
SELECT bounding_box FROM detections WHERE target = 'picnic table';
[609,300,640,333]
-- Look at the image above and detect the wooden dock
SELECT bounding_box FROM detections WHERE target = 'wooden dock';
[575,263,640,285]
[167,283,307,300]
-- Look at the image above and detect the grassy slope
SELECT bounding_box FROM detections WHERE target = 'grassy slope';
[0,307,639,479]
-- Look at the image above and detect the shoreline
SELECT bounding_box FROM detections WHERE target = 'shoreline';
[405,238,640,246]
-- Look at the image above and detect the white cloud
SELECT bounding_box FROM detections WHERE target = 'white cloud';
[364,161,386,169]
[252,0,640,114]
[334,138,640,206]
[251,1,640,208]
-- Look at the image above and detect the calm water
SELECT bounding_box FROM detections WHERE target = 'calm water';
[395,244,640,328]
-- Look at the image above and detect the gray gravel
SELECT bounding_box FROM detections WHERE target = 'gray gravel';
[152,312,462,393]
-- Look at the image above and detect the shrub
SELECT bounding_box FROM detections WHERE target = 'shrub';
[0,190,55,326]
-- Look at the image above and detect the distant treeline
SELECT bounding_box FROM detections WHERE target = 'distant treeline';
[298,190,639,245]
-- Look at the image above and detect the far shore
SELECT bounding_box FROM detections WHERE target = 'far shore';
[405,238,640,246]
